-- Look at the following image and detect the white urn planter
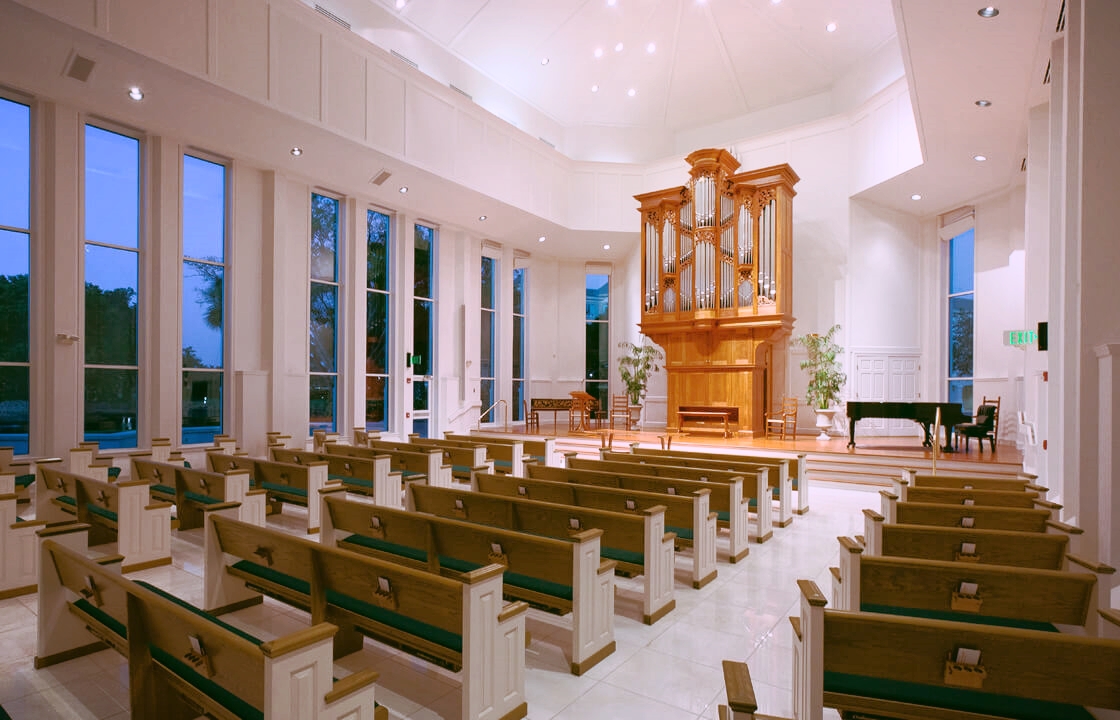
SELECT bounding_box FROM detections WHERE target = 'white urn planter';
[813,408,838,441]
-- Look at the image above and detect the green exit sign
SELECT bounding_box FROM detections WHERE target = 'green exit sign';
[1004,329,1037,346]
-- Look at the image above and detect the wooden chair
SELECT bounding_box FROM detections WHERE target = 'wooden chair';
[523,399,540,433]
[764,397,799,439]
[609,395,636,431]
[954,395,1000,452]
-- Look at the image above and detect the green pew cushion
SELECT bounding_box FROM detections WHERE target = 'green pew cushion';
[230,560,461,655]
[747,498,757,510]
[152,484,176,496]
[493,460,513,469]
[56,495,76,506]
[715,510,730,523]
[184,491,221,505]
[450,465,473,474]
[260,482,307,498]
[860,604,1058,633]
[0,702,10,720]
[338,476,373,488]
[15,473,34,489]
[666,525,694,541]
[340,535,428,564]
[72,598,126,639]
[183,461,192,469]
[601,546,644,567]
[136,581,263,646]
[85,503,118,522]
[151,645,263,720]
[400,470,425,479]
[823,671,1096,720]
[328,473,358,483]
[108,467,121,479]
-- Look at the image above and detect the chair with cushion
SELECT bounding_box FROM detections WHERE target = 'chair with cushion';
[764,397,799,440]
[955,396,1000,452]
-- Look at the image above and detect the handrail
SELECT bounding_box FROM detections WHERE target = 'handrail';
[478,399,509,432]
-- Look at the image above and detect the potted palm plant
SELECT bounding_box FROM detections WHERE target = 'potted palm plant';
[794,324,846,440]
[618,339,663,406]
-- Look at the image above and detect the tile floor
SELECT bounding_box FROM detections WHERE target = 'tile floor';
[0,481,878,719]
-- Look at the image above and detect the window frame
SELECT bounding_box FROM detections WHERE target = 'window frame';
[309,190,343,434]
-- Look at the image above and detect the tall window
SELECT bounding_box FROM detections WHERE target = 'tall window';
[947,228,975,414]
[0,98,30,454]
[181,155,226,444]
[365,209,391,432]
[412,223,436,438]
[310,193,340,433]
[585,273,610,411]
[84,125,140,449]
[480,256,497,423]
[512,267,527,422]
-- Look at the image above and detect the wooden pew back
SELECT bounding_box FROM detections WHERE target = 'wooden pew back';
[885,495,1051,532]
[443,433,528,474]
[463,432,556,467]
[327,442,451,486]
[902,485,1042,509]
[904,470,1043,493]
[207,451,330,533]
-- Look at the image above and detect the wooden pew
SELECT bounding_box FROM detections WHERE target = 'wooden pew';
[68,446,114,482]
[320,489,617,675]
[326,441,453,488]
[892,480,1061,516]
[902,468,1049,494]
[443,433,531,476]
[789,578,1120,720]
[400,436,494,481]
[37,466,171,572]
[1,447,63,503]
[36,529,383,720]
[408,483,677,624]
[564,456,771,555]
[365,438,485,483]
[270,446,401,507]
[626,445,807,525]
[461,431,558,468]
[206,451,333,534]
[472,471,717,589]
[1,472,54,598]
[130,456,267,530]
[880,490,1079,535]
[831,536,1111,636]
[862,508,1104,572]
[717,661,775,720]
[204,510,528,720]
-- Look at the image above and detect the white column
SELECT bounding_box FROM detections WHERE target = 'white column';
[1096,344,1120,607]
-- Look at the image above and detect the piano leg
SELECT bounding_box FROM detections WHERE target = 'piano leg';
[847,418,857,448]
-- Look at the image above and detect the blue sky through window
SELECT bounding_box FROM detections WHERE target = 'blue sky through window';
[0,98,30,234]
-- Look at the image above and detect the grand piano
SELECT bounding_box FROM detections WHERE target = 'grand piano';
[846,401,969,451]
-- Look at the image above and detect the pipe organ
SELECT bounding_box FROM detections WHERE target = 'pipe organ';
[636,149,799,435]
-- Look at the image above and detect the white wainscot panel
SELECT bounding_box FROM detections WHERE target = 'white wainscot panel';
[271,6,322,121]
[324,40,365,140]
[214,0,269,100]
[481,127,512,197]
[569,171,597,229]
[405,86,455,176]
[595,172,622,229]
[454,112,486,190]
[111,0,208,76]
[366,61,406,155]
[27,0,97,30]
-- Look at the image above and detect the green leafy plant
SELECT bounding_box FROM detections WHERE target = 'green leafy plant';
[618,339,663,406]
[794,324,846,410]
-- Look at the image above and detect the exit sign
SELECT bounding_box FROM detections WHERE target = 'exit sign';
[1004,329,1037,346]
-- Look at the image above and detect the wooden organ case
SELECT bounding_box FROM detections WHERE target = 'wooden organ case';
[636,149,799,436]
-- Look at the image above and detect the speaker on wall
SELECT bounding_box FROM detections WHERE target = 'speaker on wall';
[1038,321,1048,351]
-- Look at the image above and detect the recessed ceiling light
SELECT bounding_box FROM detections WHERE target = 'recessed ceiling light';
[541,57,549,66]
[538,236,546,243]
[771,0,781,4]
[978,6,999,18]
[398,186,408,193]
[973,154,987,162]
[479,215,487,221]
[289,147,302,156]
[646,42,656,54]
[911,194,922,201]
[395,0,406,8]
[627,88,636,97]
[127,86,144,101]
[594,47,603,59]
[607,0,616,6]
[591,84,600,93]
[975,99,992,107]
[826,21,838,32]
[615,42,624,52]
[603,244,611,250]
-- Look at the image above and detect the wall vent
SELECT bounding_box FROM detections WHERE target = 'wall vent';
[538,136,556,149]
[1021,157,1027,172]
[1043,59,1051,85]
[391,50,419,70]
[1055,0,1066,32]
[449,84,472,100]
[314,4,350,30]
[369,169,392,186]
[64,52,96,82]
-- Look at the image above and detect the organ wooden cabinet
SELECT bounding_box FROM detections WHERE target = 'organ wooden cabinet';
[636,149,798,436]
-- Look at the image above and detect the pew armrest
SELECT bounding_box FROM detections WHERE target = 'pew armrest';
[878,490,898,501]
[598,560,619,575]
[259,623,338,658]
[324,669,380,705]
[721,660,758,715]
[1067,554,1117,574]
[1034,498,1062,510]
[1046,519,1083,535]
[1025,483,1049,493]
[1100,608,1120,629]
[498,600,530,623]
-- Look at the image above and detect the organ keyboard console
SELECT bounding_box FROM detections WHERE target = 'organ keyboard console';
[636,150,799,435]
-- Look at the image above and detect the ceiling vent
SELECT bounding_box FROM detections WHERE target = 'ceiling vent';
[538,136,556,149]
[449,84,472,100]
[369,169,392,186]
[391,50,419,70]
[315,5,350,30]
[64,52,96,82]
